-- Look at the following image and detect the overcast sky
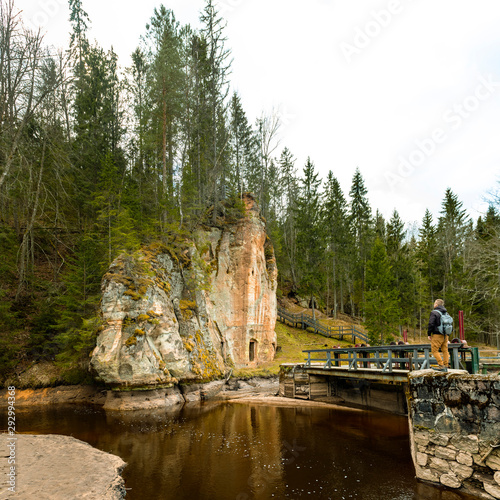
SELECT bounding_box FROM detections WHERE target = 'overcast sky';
[13,0,500,228]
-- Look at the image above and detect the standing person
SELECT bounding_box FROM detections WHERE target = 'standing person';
[428,299,451,372]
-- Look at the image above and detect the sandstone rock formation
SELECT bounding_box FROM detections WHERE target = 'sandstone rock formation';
[91,195,277,389]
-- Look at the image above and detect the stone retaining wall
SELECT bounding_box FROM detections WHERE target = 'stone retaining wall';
[408,370,500,499]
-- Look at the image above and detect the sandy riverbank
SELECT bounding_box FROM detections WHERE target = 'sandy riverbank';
[0,434,126,499]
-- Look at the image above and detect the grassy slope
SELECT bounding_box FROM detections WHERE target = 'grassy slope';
[233,321,356,378]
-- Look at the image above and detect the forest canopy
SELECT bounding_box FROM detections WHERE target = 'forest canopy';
[1,0,500,380]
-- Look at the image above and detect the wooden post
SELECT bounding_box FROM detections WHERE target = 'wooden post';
[459,310,465,341]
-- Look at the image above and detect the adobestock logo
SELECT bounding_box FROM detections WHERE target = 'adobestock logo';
[385,74,500,188]
[340,0,416,64]
[24,0,66,31]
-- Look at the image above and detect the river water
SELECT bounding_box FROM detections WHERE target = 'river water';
[3,402,479,500]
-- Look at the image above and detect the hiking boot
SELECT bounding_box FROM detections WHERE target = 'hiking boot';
[433,366,448,372]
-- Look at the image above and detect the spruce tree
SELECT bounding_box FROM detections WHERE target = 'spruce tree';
[322,171,350,316]
[295,158,324,318]
[437,188,470,306]
[276,148,299,288]
[364,237,401,344]
[387,209,415,329]
[229,92,256,196]
[348,168,373,316]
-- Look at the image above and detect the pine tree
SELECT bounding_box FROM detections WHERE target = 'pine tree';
[200,0,232,222]
[144,6,184,209]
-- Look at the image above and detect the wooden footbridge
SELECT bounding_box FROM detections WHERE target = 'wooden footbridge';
[303,342,479,375]
[280,343,480,414]
[277,307,369,344]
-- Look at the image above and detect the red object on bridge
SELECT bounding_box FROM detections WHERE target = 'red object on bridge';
[458,310,465,340]
[403,329,408,343]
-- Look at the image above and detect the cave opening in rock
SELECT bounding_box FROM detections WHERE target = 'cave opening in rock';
[249,340,257,362]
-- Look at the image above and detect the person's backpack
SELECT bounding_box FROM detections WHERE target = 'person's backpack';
[435,310,453,335]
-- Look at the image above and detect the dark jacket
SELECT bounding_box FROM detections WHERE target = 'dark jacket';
[428,305,448,335]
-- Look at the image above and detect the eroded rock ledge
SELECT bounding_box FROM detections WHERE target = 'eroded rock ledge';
[0,434,126,499]
[0,377,280,410]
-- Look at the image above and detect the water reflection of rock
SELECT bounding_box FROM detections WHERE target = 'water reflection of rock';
[102,403,288,499]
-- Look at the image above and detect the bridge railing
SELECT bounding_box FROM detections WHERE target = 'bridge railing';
[303,343,480,374]
[277,307,369,344]
[478,350,500,374]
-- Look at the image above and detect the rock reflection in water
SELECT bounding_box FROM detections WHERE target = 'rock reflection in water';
[3,402,480,500]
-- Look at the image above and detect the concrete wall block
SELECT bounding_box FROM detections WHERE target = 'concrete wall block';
[494,471,500,486]
[413,412,437,428]
[486,453,500,471]
[469,390,490,406]
[440,473,462,489]
[484,481,500,499]
[492,392,500,407]
[486,406,500,422]
[416,385,432,399]
[429,433,450,446]
[450,435,479,455]
[481,422,500,443]
[435,412,460,434]
[430,456,450,473]
[451,403,482,423]
[457,451,474,467]
[415,400,433,414]
[414,430,430,447]
[444,388,463,405]
[435,446,457,461]
[416,452,428,466]
[415,465,439,483]
[450,462,474,480]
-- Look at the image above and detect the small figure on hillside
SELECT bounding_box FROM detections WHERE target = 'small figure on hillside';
[427,299,453,372]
